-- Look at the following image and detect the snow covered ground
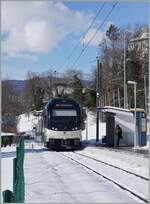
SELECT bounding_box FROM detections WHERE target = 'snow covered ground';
[1,111,149,203]
[82,111,106,143]
[17,113,38,136]
[23,144,144,203]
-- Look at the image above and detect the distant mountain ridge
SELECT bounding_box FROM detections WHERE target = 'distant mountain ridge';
[6,78,93,95]
[9,80,26,94]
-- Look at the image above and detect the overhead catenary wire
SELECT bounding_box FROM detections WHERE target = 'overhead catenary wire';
[69,2,119,70]
[68,2,107,59]
[59,2,107,71]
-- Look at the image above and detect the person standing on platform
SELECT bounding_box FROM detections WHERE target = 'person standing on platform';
[115,124,123,147]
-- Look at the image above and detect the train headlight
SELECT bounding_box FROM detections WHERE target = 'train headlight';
[72,127,78,130]
[52,127,54,130]
[55,128,58,131]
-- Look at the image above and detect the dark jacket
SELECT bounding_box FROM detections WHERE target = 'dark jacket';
[115,126,123,139]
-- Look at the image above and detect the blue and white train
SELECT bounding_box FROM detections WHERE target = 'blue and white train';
[39,98,86,149]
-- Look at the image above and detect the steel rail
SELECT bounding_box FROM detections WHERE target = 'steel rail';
[60,152,149,203]
[74,151,149,181]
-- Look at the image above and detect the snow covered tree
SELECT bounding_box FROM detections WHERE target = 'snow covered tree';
[98,24,148,109]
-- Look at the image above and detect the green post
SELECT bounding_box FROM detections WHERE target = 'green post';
[13,158,17,194]
[13,147,19,202]
[20,138,25,202]
[16,146,22,203]
[3,137,25,203]
[13,138,25,203]
[3,190,14,203]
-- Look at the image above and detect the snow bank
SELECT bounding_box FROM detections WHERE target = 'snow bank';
[17,113,38,134]
[1,132,16,136]
[82,111,106,143]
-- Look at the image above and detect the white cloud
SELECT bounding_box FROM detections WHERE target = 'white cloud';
[1,1,92,58]
[24,20,54,52]
[81,28,105,46]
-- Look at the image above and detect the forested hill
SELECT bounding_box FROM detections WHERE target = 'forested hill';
[4,78,92,95]
[9,80,26,94]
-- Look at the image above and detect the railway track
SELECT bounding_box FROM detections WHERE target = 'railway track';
[82,143,149,158]
[74,152,149,181]
[99,146,149,158]
[60,151,149,203]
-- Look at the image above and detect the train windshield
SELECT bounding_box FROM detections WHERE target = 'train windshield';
[45,100,81,130]
[52,109,77,117]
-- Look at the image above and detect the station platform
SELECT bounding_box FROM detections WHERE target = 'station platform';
[82,141,149,158]
[97,144,149,157]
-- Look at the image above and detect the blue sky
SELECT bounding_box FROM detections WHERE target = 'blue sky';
[2,1,149,80]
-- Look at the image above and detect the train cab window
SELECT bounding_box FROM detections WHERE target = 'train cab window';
[52,109,77,117]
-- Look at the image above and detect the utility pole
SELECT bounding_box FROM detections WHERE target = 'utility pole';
[96,57,100,142]
[127,81,137,147]
[52,70,57,97]
[123,29,135,109]
[134,82,137,147]
[104,95,106,106]
[113,90,115,106]
[118,88,120,108]
[126,85,128,109]
[108,92,110,106]
[124,31,127,109]
[144,75,147,115]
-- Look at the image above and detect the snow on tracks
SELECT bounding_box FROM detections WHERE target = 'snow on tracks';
[61,151,149,203]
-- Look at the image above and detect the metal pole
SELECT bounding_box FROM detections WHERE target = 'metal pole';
[113,90,115,106]
[118,88,120,108]
[96,57,100,142]
[127,80,137,147]
[86,110,88,141]
[134,83,137,147]
[96,57,99,107]
[54,70,56,97]
[96,111,99,142]
[108,92,110,106]
[104,94,106,106]
[144,75,147,115]
[124,31,127,109]
[98,62,101,107]
[126,84,128,109]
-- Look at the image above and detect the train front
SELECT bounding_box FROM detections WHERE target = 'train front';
[43,99,82,149]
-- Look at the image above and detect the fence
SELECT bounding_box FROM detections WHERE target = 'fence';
[3,137,25,203]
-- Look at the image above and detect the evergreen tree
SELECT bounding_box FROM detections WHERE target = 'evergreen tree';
[106,24,120,49]
[83,69,96,110]
[33,87,44,110]
[71,75,84,104]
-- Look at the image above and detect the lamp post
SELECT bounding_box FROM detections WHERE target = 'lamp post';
[123,30,127,109]
[144,75,147,116]
[123,29,133,109]
[127,81,137,147]
[96,57,100,142]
